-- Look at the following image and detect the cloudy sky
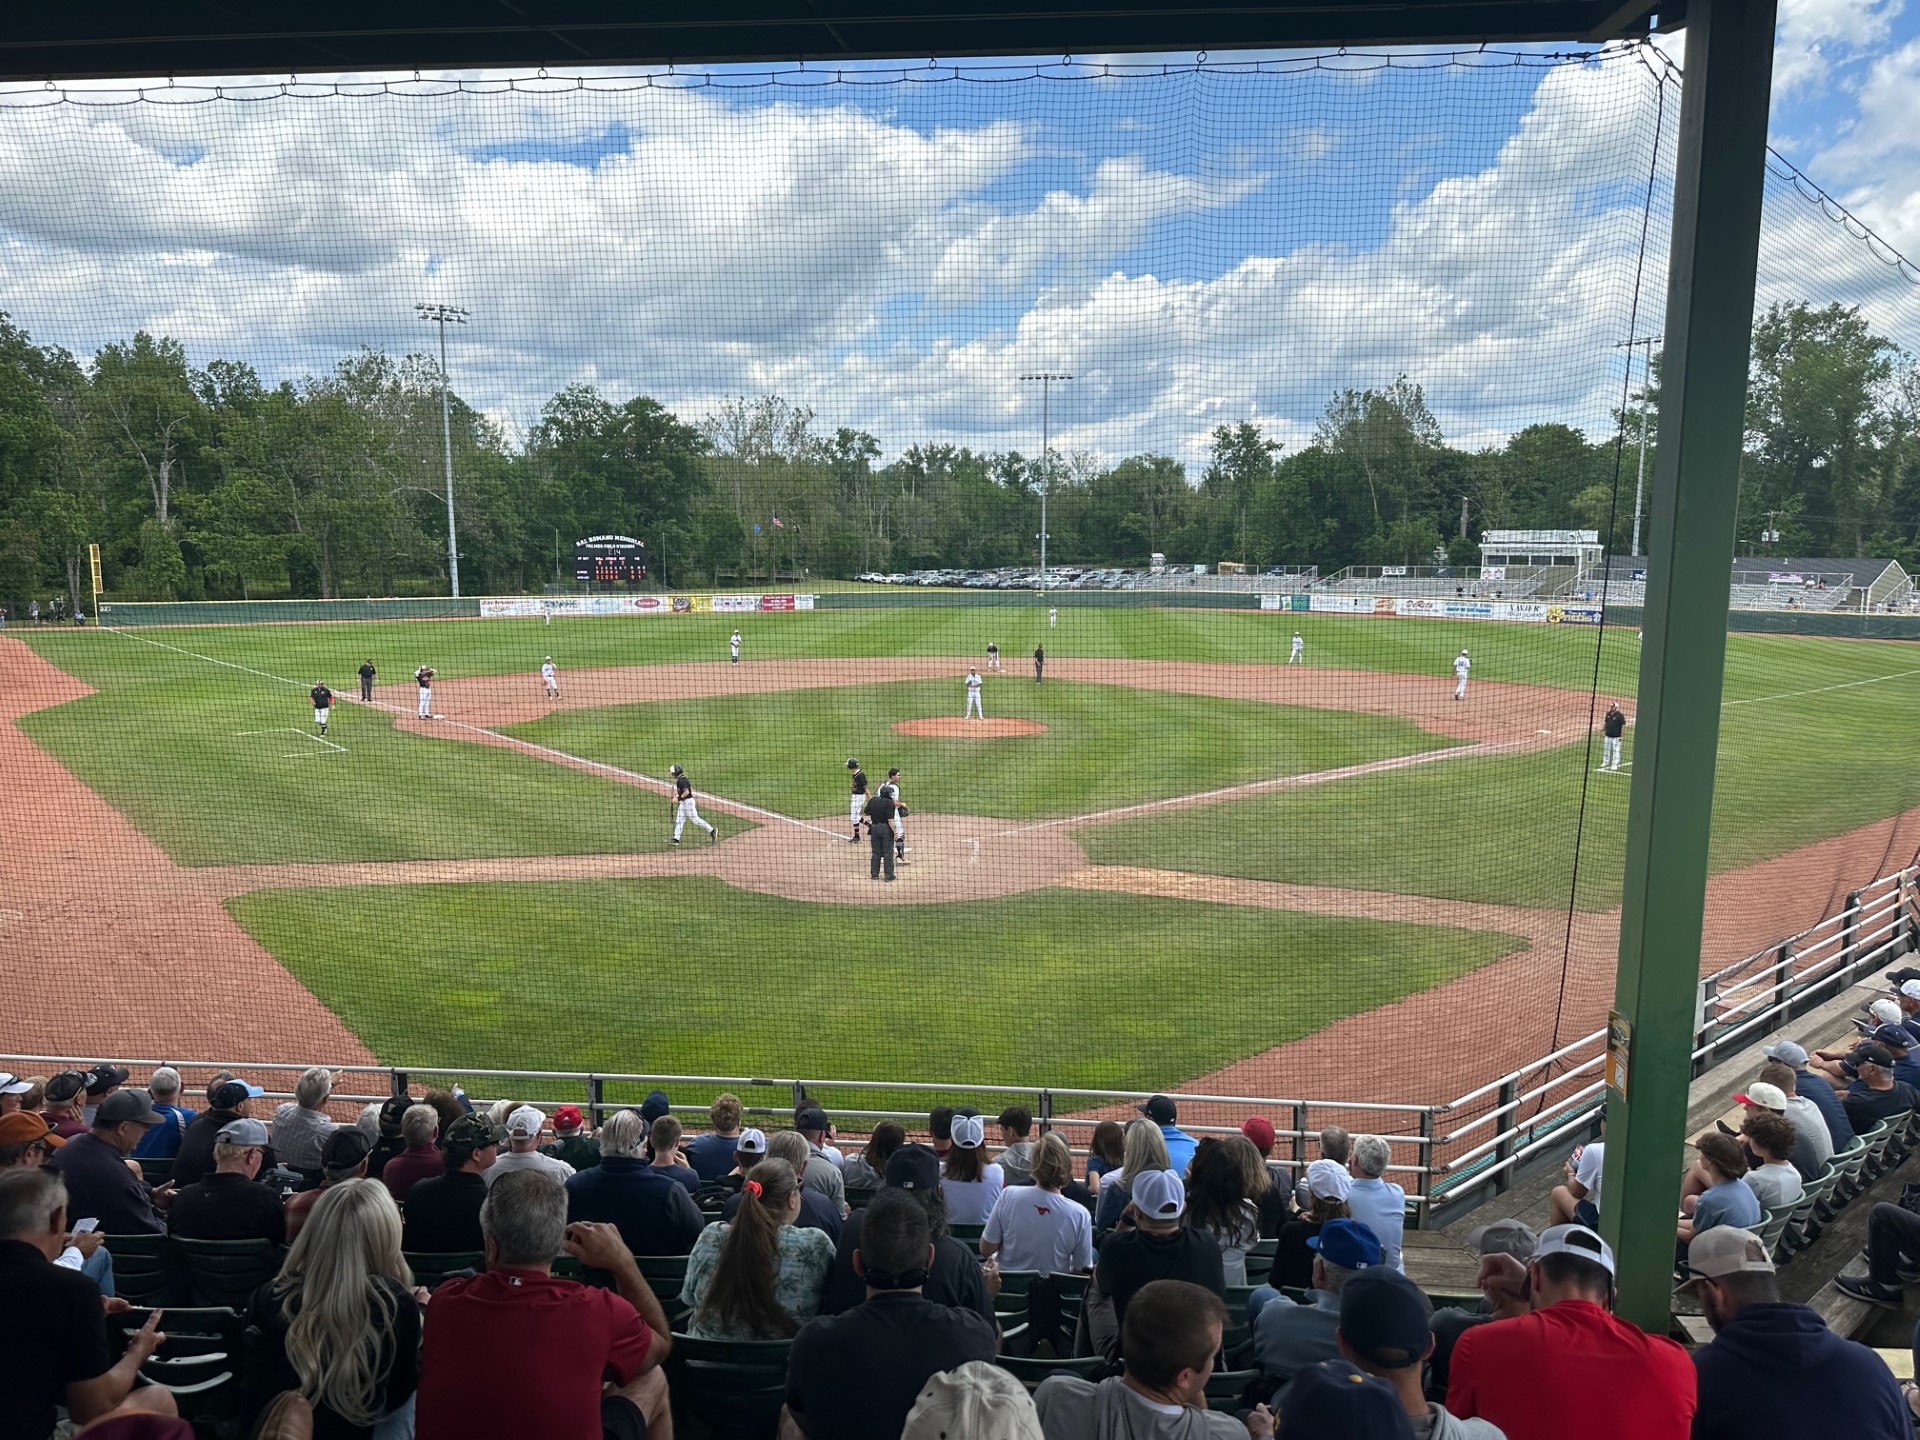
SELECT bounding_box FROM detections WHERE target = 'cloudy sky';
[0,3,1915,470]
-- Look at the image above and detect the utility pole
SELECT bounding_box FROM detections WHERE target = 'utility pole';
[1019,372,1072,591]
[1459,494,1470,540]
[1616,335,1661,558]
[417,303,470,597]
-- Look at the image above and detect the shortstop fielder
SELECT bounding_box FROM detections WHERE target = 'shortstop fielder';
[730,630,742,665]
[1288,632,1305,665]
[1452,649,1471,701]
[415,665,436,718]
[541,656,559,699]
[669,764,717,844]
[964,667,985,719]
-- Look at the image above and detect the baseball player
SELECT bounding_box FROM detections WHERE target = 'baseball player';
[1602,701,1627,771]
[669,764,717,845]
[964,667,985,719]
[846,758,869,843]
[541,656,559,699]
[415,665,436,719]
[310,681,333,737]
[1048,606,1058,629]
[358,659,377,702]
[880,767,908,862]
[1033,644,1045,684]
[986,642,1001,673]
[1288,632,1305,665]
[729,630,742,665]
[1452,648,1471,701]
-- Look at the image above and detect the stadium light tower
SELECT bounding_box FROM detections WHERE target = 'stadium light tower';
[1615,335,1661,558]
[1019,372,1073,590]
[417,303,470,597]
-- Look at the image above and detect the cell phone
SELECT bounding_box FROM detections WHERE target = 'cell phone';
[72,1218,98,1234]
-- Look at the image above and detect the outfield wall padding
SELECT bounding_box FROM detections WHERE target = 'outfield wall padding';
[99,598,482,626]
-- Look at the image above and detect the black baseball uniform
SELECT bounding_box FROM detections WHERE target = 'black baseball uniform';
[864,791,898,880]
[310,684,333,735]
[1603,707,1625,739]
[359,662,377,701]
[848,766,869,841]
[1034,645,1045,683]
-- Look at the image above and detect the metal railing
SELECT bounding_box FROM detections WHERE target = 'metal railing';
[10,866,1913,1224]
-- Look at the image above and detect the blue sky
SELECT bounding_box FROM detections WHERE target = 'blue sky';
[0,8,1913,470]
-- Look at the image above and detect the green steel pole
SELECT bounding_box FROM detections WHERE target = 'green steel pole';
[1601,0,1776,1330]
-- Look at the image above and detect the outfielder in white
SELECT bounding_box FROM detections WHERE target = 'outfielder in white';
[415,665,435,718]
[541,656,559,698]
[1288,632,1305,665]
[964,667,985,719]
[669,764,716,844]
[1452,649,1471,701]
[1048,607,1058,628]
[730,630,742,665]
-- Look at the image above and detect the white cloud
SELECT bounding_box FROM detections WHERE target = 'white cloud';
[1775,0,1904,95]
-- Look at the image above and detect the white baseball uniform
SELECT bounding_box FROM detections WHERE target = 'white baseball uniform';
[1289,633,1304,664]
[965,671,985,719]
[730,631,741,664]
[1453,652,1471,700]
[541,660,558,697]
[880,778,906,855]
[1049,607,1057,628]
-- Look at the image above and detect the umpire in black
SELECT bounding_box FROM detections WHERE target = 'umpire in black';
[864,787,898,881]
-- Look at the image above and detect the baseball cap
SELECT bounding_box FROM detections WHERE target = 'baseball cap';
[902,1361,1044,1440]
[1533,1223,1616,1277]
[0,1112,62,1147]
[1466,1218,1538,1261]
[210,1079,266,1108]
[85,1064,130,1096]
[1241,1116,1277,1151]
[640,1090,672,1124]
[552,1104,584,1133]
[1872,1024,1914,1050]
[96,1090,164,1127]
[1306,1157,1353,1202]
[378,1095,412,1136]
[1339,1269,1434,1368]
[1138,1095,1178,1124]
[796,1107,831,1133]
[1676,1226,1775,1295]
[1901,980,1920,999]
[1857,1043,1896,1069]
[215,1117,271,1146]
[886,1142,941,1191]
[950,1114,986,1150]
[1870,999,1903,1026]
[1275,1361,1414,1440]
[1309,1218,1383,1271]
[1762,1040,1809,1068]
[45,1071,87,1103]
[0,1073,31,1096]
[1130,1168,1187,1221]
[506,1105,545,1138]
[321,1128,374,1172]
[735,1128,768,1156]
[1735,1082,1788,1111]
[442,1114,507,1153]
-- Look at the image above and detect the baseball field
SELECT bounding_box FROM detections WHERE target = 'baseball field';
[5,604,1919,1112]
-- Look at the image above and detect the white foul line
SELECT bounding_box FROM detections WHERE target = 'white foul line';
[1724,666,1920,707]
[108,626,837,839]
[235,727,347,756]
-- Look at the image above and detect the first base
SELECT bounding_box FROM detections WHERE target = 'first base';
[433,713,445,720]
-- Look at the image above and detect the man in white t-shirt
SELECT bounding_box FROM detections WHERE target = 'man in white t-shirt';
[1548,1128,1603,1229]
[964,667,985,719]
[1452,649,1471,701]
[483,1106,577,1186]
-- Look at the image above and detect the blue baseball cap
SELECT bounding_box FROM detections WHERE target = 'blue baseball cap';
[210,1079,266,1108]
[1276,1361,1414,1439]
[1307,1218,1383,1271]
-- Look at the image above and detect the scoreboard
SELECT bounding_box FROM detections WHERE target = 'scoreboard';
[574,534,647,584]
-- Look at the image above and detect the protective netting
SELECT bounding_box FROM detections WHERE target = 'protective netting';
[1,49,1917,1196]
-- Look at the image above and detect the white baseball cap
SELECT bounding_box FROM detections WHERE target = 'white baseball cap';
[1901,980,1920,1000]
[0,1073,31,1096]
[1762,1041,1809,1067]
[1871,999,1903,1026]
[1131,1168,1187,1221]
[951,1114,986,1150]
[1532,1223,1615,1277]
[902,1362,1044,1440]
[1676,1226,1773,1295]
[735,1128,768,1155]
[1306,1157,1353,1201]
[506,1105,545,1138]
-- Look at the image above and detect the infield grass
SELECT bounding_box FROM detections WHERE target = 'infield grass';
[227,877,1522,1090]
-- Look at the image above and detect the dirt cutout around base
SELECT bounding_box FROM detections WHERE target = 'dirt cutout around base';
[893,716,1048,738]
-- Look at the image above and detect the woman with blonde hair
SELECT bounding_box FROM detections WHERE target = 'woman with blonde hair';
[246,1178,422,1438]
[1094,1119,1171,1230]
[680,1157,834,1340]
[981,1133,1093,1274]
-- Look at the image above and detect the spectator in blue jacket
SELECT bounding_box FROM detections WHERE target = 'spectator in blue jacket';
[1684,1226,1909,1438]
[564,1109,703,1256]
[1138,1095,1196,1176]
[131,1068,195,1160]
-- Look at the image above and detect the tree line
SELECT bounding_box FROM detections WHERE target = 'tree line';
[0,300,1914,609]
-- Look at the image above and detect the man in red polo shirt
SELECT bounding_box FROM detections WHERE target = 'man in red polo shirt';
[416,1170,673,1440]
[1446,1223,1694,1439]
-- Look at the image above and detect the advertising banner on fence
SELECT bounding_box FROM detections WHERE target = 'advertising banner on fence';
[1480,565,1506,581]
[484,591,819,619]
[1310,594,1388,614]
[761,594,796,611]
[1393,597,1604,625]
[795,594,816,610]
[710,594,758,612]
[1258,594,1286,611]
[1547,605,1604,625]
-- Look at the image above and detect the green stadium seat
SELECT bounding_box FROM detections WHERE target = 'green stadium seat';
[638,1253,691,1294]
[403,1251,484,1289]
[668,1333,791,1440]
[844,1185,878,1210]
[172,1237,282,1311]
[138,1157,175,1186]
[109,1307,245,1435]
[102,1232,185,1309]
[1205,1368,1262,1406]
[994,1353,1105,1391]
[1753,1204,1792,1259]
[1221,1284,1260,1319]
[1246,1237,1279,1270]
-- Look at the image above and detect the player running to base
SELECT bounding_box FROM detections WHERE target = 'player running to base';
[964,667,985,719]
[846,758,869,843]
[415,665,436,718]
[1288,632,1305,665]
[669,764,717,845]
[1452,648,1471,701]
[310,681,333,737]
[541,656,559,699]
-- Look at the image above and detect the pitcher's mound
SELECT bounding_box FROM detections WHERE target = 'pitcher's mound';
[893,717,1048,738]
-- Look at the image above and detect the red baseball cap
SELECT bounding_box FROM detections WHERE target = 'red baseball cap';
[552,1105,584,1132]
[1241,1116,1276,1151]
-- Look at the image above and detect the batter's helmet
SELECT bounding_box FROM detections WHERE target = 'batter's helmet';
[669,764,684,776]
[846,758,859,770]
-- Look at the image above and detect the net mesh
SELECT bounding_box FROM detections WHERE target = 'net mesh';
[1,49,1916,1190]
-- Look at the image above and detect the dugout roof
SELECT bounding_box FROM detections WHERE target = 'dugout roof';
[1,2,1679,82]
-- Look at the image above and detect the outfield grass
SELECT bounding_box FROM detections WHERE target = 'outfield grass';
[502,679,1456,821]
[227,878,1521,1089]
[1084,658,1920,909]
